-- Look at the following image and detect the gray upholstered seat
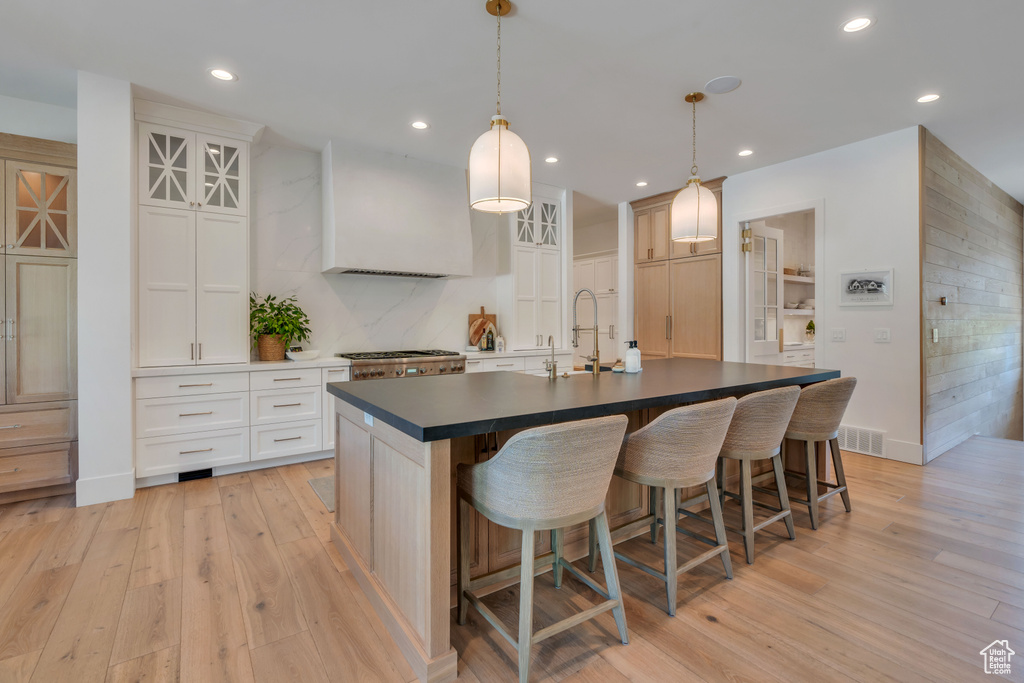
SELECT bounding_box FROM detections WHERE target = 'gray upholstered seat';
[456,414,630,683]
[587,398,737,616]
[717,385,801,564]
[784,377,857,529]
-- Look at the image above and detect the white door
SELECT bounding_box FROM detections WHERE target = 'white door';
[196,214,248,365]
[139,124,195,210]
[196,134,247,216]
[512,246,539,349]
[597,292,618,363]
[747,224,784,365]
[594,257,616,293]
[138,206,196,367]
[538,249,561,347]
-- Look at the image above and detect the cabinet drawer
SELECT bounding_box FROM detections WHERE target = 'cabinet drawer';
[322,367,350,384]
[136,392,249,438]
[0,443,73,494]
[0,403,77,449]
[136,372,249,399]
[251,419,322,462]
[136,428,249,477]
[464,358,485,374]
[782,350,814,363]
[483,358,525,372]
[249,368,321,391]
[250,387,321,425]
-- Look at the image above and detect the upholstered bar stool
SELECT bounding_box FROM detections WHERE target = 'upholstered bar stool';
[784,377,858,529]
[456,415,630,683]
[717,385,801,564]
[586,398,737,616]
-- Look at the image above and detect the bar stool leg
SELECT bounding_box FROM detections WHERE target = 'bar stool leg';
[740,459,755,564]
[717,459,727,508]
[772,453,796,540]
[518,528,536,683]
[705,479,733,579]
[649,486,661,544]
[661,486,678,616]
[551,528,564,588]
[587,518,598,572]
[830,437,852,512]
[457,495,470,625]
[595,510,629,644]
[805,440,820,530]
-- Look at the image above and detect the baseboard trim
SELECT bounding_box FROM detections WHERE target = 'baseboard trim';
[134,449,333,490]
[885,439,924,465]
[76,469,136,507]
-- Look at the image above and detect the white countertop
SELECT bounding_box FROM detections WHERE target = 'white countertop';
[782,343,816,351]
[132,357,351,378]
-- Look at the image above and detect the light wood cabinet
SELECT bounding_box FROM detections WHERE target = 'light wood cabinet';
[634,261,670,358]
[0,133,79,503]
[634,203,670,263]
[670,254,722,359]
[4,160,77,257]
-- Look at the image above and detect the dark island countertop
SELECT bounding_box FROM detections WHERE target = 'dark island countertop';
[327,357,840,442]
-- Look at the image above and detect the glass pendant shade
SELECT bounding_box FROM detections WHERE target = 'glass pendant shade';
[671,177,718,242]
[469,115,531,213]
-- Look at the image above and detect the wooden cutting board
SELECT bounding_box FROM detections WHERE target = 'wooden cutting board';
[468,306,497,346]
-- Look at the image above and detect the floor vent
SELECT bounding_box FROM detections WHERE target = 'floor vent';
[838,424,885,457]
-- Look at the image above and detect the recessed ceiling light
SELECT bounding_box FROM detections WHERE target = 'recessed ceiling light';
[841,16,873,32]
[738,149,753,157]
[917,94,940,103]
[411,121,429,129]
[705,76,742,95]
[545,156,559,163]
[636,181,648,187]
[208,68,237,81]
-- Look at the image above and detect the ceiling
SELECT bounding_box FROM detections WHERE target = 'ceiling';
[3,0,1023,222]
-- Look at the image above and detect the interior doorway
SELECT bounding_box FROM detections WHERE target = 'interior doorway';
[744,208,817,367]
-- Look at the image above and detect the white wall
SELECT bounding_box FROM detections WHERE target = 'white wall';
[723,127,923,464]
[76,72,135,505]
[574,218,618,256]
[0,94,77,143]
[250,142,499,353]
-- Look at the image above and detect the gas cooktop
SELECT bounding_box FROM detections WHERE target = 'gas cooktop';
[335,349,461,361]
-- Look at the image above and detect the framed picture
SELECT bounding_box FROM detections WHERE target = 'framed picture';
[840,268,893,306]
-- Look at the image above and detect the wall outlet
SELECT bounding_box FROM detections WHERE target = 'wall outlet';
[831,328,846,342]
[932,328,939,343]
[874,328,891,343]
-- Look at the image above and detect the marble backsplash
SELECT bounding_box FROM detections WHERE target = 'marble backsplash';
[249,142,498,355]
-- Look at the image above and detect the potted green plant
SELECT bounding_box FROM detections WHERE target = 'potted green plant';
[805,319,815,342]
[250,292,311,361]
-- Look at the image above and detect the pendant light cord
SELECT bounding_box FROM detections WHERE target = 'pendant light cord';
[496,3,502,116]
[691,97,698,177]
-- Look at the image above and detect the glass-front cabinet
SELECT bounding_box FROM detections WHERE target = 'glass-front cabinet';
[4,160,77,257]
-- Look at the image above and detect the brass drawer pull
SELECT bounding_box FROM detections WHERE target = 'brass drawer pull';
[273,436,302,443]
[496,363,515,367]
[0,424,22,430]
[273,403,302,408]
[179,411,214,417]
[179,382,213,388]
[273,377,302,382]
[179,447,213,455]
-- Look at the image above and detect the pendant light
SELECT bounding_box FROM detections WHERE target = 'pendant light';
[671,92,717,242]
[468,0,531,213]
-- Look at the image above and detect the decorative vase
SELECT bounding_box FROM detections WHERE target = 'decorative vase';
[805,331,815,343]
[257,334,287,361]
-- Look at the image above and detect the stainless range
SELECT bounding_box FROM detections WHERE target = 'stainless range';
[335,349,466,381]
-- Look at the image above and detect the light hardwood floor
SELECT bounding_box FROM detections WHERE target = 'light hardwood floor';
[0,437,1022,682]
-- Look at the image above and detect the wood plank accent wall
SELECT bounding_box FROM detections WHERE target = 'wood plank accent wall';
[922,128,1024,460]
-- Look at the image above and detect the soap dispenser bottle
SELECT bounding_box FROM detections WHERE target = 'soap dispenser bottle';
[624,341,642,373]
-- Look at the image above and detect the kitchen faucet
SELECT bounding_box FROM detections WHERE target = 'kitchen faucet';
[572,288,601,376]
[544,335,557,379]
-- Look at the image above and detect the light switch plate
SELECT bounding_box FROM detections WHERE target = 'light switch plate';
[932,328,939,343]
[874,328,891,343]
[831,328,846,342]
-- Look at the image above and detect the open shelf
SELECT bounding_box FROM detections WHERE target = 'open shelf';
[783,274,815,284]
[783,308,815,316]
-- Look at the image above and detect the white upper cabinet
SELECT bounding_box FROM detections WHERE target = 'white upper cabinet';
[505,190,564,350]
[594,256,617,293]
[197,134,247,215]
[514,198,560,250]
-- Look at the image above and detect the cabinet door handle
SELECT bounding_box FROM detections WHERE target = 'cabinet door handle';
[190,343,194,360]
[274,377,302,382]
[273,436,302,443]
[190,201,195,207]
[0,424,22,430]
[273,402,302,408]
[609,325,615,339]
[198,343,202,360]
[179,447,213,455]
[666,316,670,339]
[496,363,515,367]
[179,382,213,388]
[179,411,213,417]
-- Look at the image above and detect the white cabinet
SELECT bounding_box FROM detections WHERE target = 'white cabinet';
[507,192,563,350]
[322,367,349,450]
[137,207,247,367]
[136,104,257,369]
[782,348,815,367]
[573,255,619,366]
[139,124,248,217]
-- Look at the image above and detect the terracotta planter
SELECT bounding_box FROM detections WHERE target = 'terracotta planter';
[257,334,287,361]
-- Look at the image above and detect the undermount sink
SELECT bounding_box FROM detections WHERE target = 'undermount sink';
[521,369,594,377]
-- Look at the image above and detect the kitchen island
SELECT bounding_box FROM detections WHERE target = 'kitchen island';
[326,358,840,682]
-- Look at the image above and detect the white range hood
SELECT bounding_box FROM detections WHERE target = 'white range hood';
[321,140,474,278]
